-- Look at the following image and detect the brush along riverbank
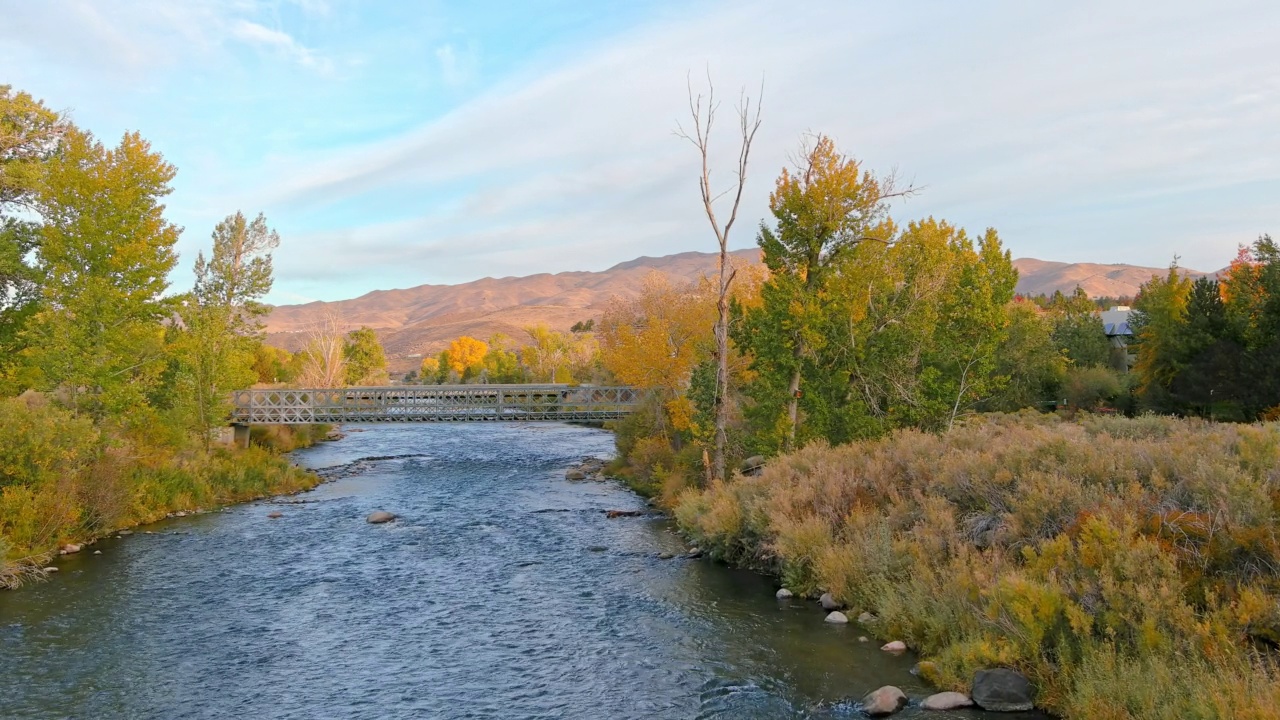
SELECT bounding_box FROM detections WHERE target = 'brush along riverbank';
[0,396,331,589]
[672,412,1280,719]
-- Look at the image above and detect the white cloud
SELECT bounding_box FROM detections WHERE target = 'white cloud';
[230,19,330,71]
[251,0,1280,298]
[4,0,1278,303]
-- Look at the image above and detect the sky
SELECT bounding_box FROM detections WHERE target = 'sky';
[3,0,1278,304]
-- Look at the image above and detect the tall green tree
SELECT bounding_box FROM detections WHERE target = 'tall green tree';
[174,212,281,444]
[194,212,279,316]
[344,327,387,385]
[837,219,1017,432]
[922,225,1018,430]
[1,86,68,391]
[1130,265,1193,411]
[741,135,907,449]
[22,129,180,417]
[989,299,1065,410]
[1049,287,1110,368]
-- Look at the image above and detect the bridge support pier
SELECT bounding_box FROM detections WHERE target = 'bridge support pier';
[232,424,251,449]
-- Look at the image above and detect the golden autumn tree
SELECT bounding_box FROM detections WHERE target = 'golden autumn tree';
[419,356,440,382]
[445,336,488,375]
[599,273,719,434]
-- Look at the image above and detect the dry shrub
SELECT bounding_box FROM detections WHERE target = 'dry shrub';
[674,412,1280,718]
[249,423,332,452]
[75,446,134,533]
[1068,644,1280,720]
[771,514,832,594]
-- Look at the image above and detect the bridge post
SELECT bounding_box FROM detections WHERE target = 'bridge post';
[232,424,251,449]
[496,389,503,419]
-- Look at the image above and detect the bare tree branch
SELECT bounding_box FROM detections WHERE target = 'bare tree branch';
[677,70,763,482]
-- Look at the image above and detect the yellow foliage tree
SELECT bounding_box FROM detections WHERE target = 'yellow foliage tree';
[420,356,440,377]
[521,325,596,383]
[598,272,717,392]
[446,336,488,374]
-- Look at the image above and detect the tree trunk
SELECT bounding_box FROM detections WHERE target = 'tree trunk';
[676,74,761,481]
[786,350,802,451]
[713,249,731,482]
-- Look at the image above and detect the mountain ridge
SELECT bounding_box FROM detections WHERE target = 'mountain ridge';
[264,250,1204,370]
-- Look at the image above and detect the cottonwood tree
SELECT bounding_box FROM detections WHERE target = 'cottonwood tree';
[1,86,68,390]
[1048,287,1110,368]
[344,327,388,385]
[175,212,282,445]
[675,73,762,481]
[739,136,913,449]
[23,129,180,417]
[446,336,488,378]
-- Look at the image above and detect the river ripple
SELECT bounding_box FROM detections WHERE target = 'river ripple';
[1,423,1041,719]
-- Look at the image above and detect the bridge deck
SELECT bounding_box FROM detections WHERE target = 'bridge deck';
[231,384,642,424]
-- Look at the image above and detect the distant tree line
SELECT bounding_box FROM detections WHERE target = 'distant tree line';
[1130,238,1280,421]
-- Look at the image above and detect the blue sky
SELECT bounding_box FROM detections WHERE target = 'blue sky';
[3,0,1278,304]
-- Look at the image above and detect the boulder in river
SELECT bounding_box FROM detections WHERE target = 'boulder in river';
[857,611,876,625]
[922,692,974,711]
[819,592,841,611]
[776,588,794,599]
[267,511,283,519]
[366,510,397,524]
[824,611,849,624]
[604,509,642,518]
[565,469,586,480]
[43,566,58,573]
[881,640,907,653]
[685,548,703,559]
[861,686,908,717]
[60,543,81,555]
[971,668,1035,712]
[657,552,675,560]
[118,530,133,537]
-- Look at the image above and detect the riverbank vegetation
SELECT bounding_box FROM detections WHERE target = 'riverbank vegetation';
[675,413,1280,718]
[0,85,323,586]
[0,396,318,589]
[600,126,1280,716]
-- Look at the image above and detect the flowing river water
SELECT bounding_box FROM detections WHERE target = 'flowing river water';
[1,423,1042,719]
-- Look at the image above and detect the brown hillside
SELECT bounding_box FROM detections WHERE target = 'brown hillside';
[264,249,761,370]
[1012,258,1209,298]
[265,250,1206,372]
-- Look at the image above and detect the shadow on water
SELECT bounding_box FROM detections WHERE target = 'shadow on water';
[0,423,1048,720]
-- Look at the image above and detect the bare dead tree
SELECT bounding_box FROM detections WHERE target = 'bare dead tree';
[297,311,347,388]
[675,71,762,482]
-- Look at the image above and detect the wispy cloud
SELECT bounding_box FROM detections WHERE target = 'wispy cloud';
[231,19,330,71]
[3,0,1277,303]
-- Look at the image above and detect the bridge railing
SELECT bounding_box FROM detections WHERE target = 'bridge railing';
[230,384,642,424]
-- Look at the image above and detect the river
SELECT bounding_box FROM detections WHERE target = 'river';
[1,423,1039,719]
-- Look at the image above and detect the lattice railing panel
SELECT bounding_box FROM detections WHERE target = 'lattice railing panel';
[230,384,642,424]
